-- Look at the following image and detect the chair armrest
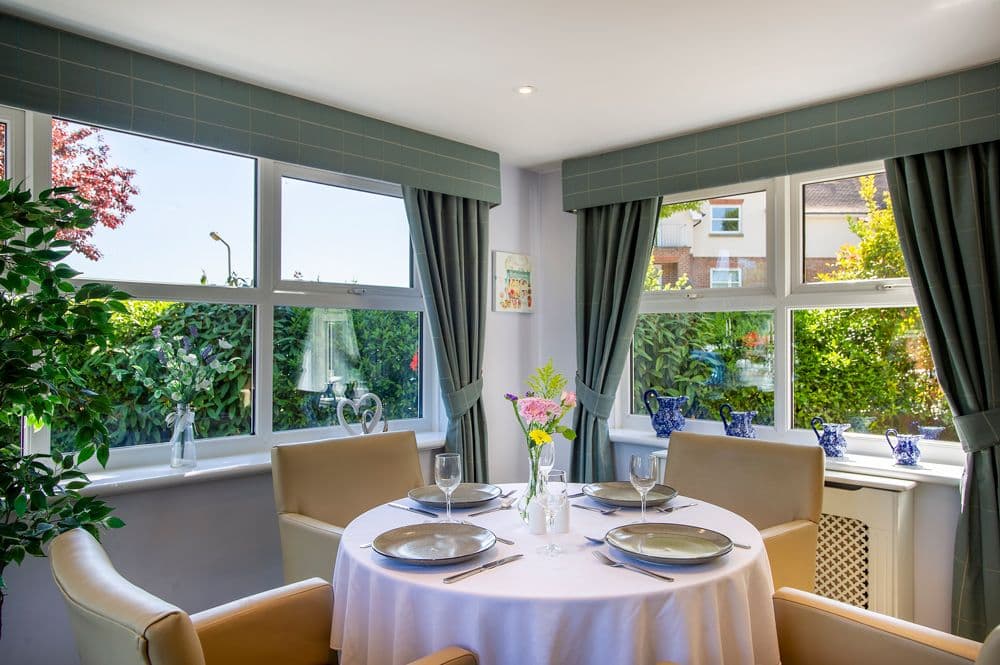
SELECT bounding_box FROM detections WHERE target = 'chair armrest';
[774,587,980,665]
[761,519,818,592]
[192,578,333,665]
[406,646,479,665]
[278,512,344,584]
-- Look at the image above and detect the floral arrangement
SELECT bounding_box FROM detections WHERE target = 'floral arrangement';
[505,361,576,521]
[132,324,239,409]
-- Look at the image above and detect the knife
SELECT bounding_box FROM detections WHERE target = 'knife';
[388,503,439,518]
[443,554,524,584]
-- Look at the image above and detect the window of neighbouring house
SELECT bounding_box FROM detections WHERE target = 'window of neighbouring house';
[710,201,742,234]
[710,268,742,288]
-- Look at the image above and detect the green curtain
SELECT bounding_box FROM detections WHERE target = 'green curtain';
[571,198,661,482]
[885,140,1000,641]
[403,187,490,482]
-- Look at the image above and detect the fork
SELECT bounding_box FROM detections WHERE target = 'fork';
[572,504,621,516]
[592,551,674,582]
[469,492,519,517]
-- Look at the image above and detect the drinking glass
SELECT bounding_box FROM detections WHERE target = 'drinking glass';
[630,454,659,522]
[435,452,462,522]
[537,470,568,557]
[538,442,555,480]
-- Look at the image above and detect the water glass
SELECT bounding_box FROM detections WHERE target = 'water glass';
[537,469,567,557]
[630,454,659,522]
[435,452,462,522]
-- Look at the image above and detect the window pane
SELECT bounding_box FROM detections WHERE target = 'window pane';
[54,119,255,286]
[281,177,411,287]
[632,311,774,424]
[51,301,254,453]
[802,172,907,283]
[792,307,953,439]
[273,307,421,431]
[648,191,767,290]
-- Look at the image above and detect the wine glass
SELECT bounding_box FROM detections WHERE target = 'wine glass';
[630,454,659,522]
[538,442,555,481]
[435,452,462,522]
[537,470,567,557]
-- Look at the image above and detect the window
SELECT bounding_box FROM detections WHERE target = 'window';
[14,110,429,463]
[55,120,256,287]
[632,311,774,424]
[647,189,768,291]
[273,307,421,431]
[280,175,411,288]
[626,161,956,448]
[710,268,742,288]
[710,202,742,234]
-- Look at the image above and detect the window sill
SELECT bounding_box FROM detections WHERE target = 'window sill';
[80,431,447,497]
[609,428,964,488]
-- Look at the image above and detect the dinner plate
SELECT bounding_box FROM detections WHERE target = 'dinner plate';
[408,483,503,508]
[582,481,677,507]
[372,522,496,566]
[606,523,733,565]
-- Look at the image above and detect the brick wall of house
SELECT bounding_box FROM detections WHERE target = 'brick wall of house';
[804,257,838,282]
[652,247,836,288]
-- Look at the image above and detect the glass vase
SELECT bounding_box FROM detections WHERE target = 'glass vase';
[169,404,197,468]
[516,444,543,524]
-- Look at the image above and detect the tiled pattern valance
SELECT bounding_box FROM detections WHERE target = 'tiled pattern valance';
[562,61,999,211]
[0,13,502,204]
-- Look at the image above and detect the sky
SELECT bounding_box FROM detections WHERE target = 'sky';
[64,122,410,288]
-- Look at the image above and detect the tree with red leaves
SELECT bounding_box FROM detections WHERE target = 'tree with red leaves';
[50,120,138,260]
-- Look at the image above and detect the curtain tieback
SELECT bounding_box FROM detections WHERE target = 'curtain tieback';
[441,376,484,420]
[575,374,615,421]
[954,407,1000,453]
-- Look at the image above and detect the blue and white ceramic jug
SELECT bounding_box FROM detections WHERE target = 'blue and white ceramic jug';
[912,422,945,440]
[885,429,922,466]
[642,390,687,438]
[719,403,758,439]
[810,416,850,458]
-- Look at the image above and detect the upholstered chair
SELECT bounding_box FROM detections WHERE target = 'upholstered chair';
[271,430,425,583]
[664,431,824,591]
[50,528,478,665]
[773,587,1000,665]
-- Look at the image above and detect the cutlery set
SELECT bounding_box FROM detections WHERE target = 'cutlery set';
[377,492,746,583]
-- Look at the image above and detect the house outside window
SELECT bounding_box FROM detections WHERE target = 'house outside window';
[710,268,742,288]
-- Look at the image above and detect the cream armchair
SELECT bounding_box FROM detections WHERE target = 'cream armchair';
[271,430,425,584]
[664,431,824,591]
[50,528,477,665]
[774,587,999,665]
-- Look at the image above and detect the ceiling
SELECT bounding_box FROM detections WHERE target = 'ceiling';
[3,0,1000,170]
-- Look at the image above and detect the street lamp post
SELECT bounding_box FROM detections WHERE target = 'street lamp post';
[209,231,233,286]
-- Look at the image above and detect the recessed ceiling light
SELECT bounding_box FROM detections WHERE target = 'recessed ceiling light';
[516,85,535,95]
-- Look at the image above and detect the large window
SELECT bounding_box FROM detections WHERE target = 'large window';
[627,162,955,447]
[15,112,428,463]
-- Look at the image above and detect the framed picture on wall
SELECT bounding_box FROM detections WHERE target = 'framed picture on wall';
[493,251,533,313]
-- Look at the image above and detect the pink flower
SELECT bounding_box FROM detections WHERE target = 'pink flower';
[561,391,577,408]
[517,397,562,425]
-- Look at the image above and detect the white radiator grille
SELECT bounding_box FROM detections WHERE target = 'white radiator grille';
[815,512,870,609]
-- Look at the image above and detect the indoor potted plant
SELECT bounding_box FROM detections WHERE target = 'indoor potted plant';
[0,182,128,638]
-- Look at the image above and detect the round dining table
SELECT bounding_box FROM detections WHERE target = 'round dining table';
[330,483,779,665]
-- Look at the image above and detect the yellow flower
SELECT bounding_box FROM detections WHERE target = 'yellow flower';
[529,430,552,446]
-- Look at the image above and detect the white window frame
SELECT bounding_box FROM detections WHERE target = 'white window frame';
[709,267,742,288]
[709,203,742,234]
[19,110,439,469]
[0,104,25,185]
[617,163,963,464]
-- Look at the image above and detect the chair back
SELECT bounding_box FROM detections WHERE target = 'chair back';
[664,431,824,529]
[50,529,206,665]
[271,430,425,527]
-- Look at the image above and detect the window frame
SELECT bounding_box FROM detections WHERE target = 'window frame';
[709,267,742,288]
[618,163,962,462]
[709,203,742,235]
[18,111,439,469]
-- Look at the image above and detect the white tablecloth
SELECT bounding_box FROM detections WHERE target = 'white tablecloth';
[331,484,779,665]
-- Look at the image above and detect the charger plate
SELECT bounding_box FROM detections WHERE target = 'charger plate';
[372,523,496,566]
[582,482,677,507]
[606,523,733,565]
[408,483,502,508]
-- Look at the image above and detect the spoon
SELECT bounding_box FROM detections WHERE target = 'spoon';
[655,502,697,514]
